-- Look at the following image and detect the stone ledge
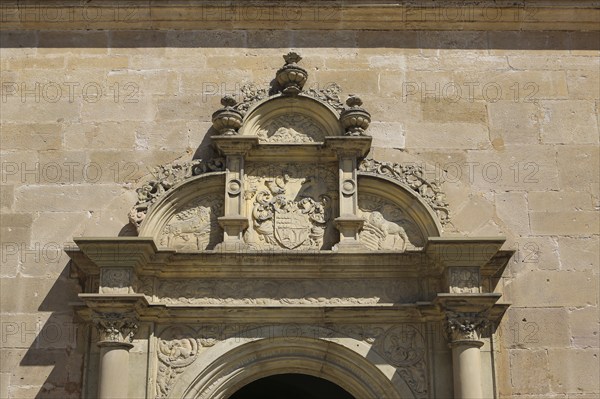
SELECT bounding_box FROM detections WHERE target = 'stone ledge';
[1,1,598,31]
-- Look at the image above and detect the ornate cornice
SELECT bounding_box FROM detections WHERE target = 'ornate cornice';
[358,159,451,225]
[3,1,597,31]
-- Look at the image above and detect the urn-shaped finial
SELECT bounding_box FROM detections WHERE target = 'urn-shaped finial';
[339,95,371,136]
[211,95,243,135]
[276,52,308,96]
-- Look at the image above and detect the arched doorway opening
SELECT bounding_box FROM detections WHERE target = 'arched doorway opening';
[229,373,355,399]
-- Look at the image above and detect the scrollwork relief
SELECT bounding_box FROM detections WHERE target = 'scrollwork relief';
[156,325,216,399]
[159,194,223,250]
[358,194,425,251]
[232,82,345,115]
[128,158,225,231]
[244,163,337,250]
[358,159,451,226]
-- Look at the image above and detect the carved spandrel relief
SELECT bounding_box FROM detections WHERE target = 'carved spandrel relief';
[153,323,428,399]
[358,194,425,251]
[156,325,217,399]
[159,194,223,250]
[154,278,419,306]
[257,113,326,143]
[244,163,337,250]
[129,158,225,230]
[358,159,450,226]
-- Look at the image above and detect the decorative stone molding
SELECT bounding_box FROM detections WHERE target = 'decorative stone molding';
[128,158,225,230]
[445,311,489,343]
[93,312,138,345]
[154,278,419,306]
[358,159,451,225]
[156,326,217,399]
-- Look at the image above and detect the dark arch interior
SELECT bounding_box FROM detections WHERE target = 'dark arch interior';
[228,373,356,399]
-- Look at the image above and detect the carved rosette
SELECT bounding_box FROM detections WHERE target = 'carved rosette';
[448,267,481,293]
[211,95,244,135]
[446,312,489,343]
[276,52,308,95]
[93,312,138,345]
[340,95,371,136]
[100,267,133,294]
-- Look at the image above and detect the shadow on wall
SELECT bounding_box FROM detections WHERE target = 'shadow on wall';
[1,30,599,50]
[18,264,85,399]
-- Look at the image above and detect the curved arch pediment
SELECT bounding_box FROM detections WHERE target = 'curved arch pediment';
[239,94,344,143]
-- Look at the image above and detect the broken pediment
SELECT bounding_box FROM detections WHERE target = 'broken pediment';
[128,53,451,252]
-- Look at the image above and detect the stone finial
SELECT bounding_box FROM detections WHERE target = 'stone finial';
[340,95,371,136]
[211,95,243,135]
[276,51,308,96]
[283,51,302,64]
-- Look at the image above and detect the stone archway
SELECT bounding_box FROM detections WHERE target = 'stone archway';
[167,334,413,399]
[228,374,354,399]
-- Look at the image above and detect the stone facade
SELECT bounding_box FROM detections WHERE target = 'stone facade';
[1,1,599,398]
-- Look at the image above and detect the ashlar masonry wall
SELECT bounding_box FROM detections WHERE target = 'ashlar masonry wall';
[1,7,599,399]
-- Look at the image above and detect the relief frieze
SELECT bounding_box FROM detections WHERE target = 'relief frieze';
[153,278,419,306]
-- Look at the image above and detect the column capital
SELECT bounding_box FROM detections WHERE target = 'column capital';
[92,311,139,347]
[445,311,489,345]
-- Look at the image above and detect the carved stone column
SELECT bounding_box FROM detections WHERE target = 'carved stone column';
[212,136,257,251]
[446,312,488,399]
[327,137,371,252]
[93,312,138,399]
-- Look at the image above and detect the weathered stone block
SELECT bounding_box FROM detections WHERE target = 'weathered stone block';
[568,306,600,349]
[405,122,489,149]
[529,191,595,212]
[557,145,600,190]
[1,124,62,151]
[540,100,599,144]
[504,271,598,307]
[558,237,599,272]
[495,192,530,236]
[488,101,539,145]
[548,349,600,393]
[530,211,599,236]
[509,349,550,395]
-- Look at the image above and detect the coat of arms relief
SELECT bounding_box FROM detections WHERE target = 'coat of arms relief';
[244,163,338,250]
